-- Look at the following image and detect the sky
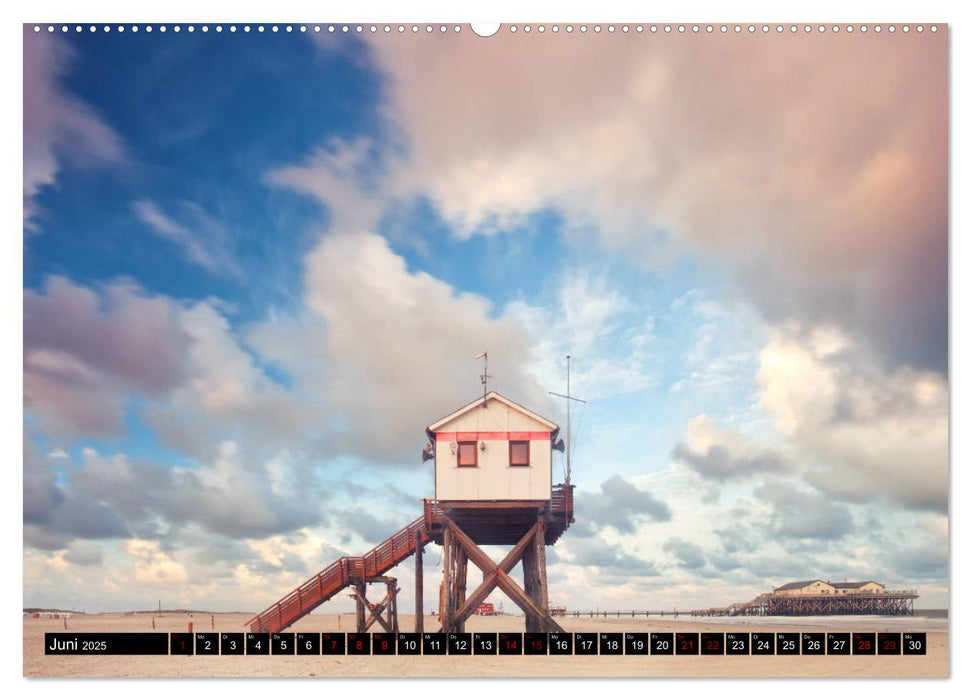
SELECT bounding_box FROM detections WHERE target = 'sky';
[22,23,949,614]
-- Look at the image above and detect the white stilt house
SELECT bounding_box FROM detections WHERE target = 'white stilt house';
[421,390,574,635]
[426,391,560,501]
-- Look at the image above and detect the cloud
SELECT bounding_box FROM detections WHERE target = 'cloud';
[267,137,386,233]
[566,534,659,576]
[663,538,707,570]
[126,539,188,584]
[22,276,342,548]
[337,508,409,545]
[673,443,781,482]
[24,276,314,447]
[547,462,946,606]
[576,475,671,534]
[250,230,542,462]
[25,277,189,392]
[672,415,789,482]
[713,518,763,556]
[23,31,124,226]
[63,542,104,567]
[171,303,308,440]
[24,441,328,552]
[23,439,63,527]
[133,200,242,278]
[24,276,190,435]
[883,538,948,580]
[755,479,854,541]
[24,524,377,613]
[757,326,948,512]
[363,30,947,372]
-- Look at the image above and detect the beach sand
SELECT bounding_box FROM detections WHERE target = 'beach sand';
[24,612,948,678]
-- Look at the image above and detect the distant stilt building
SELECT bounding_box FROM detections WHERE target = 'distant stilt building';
[690,579,919,617]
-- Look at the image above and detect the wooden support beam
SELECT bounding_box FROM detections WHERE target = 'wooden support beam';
[415,545,424,634]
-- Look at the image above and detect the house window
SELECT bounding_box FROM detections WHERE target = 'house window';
[509,440,530,467]
[457,441,478,468]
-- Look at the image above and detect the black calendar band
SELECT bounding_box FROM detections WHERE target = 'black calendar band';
[43,631,928,656]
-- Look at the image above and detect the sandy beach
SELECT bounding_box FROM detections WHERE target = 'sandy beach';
[23,612,947,678]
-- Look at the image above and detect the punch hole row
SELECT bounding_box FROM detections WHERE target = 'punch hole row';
[30,24,465,34]
[31,24,940,35]
[507,24,937,34]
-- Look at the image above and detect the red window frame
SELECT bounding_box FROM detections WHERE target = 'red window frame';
[509,440,530,467]
[457,441,478,468]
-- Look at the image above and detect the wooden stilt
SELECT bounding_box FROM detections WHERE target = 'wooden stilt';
[415,545,424,634]
[535,516,549,632]
[442,525,453,632]
[354,582,366,633]
[522,536,539,632]
[454,546,468,633]
[389,580,399,634]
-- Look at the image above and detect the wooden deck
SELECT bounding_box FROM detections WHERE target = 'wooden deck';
[424,483,575,545]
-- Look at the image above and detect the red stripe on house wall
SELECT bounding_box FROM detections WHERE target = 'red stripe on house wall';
[434,431,551,441]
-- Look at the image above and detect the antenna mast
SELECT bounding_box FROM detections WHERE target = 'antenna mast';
[549,354,586,485]
[567,355,571,483]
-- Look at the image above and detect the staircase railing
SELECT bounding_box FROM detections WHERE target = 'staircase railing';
[246,515,429,633]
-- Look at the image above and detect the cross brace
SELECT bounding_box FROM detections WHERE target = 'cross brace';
[349,577,400,633]
[438,516,564,633]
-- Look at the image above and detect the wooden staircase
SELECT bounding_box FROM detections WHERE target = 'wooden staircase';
[246,516,431,633]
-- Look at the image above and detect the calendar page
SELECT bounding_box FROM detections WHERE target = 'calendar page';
[21,14,949,682]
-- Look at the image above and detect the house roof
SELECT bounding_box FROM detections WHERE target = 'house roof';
[774,580,828,591]
[427,391,558,432]
[774,579,884,592]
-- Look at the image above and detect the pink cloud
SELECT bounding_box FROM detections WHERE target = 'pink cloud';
[358,29,947,371]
